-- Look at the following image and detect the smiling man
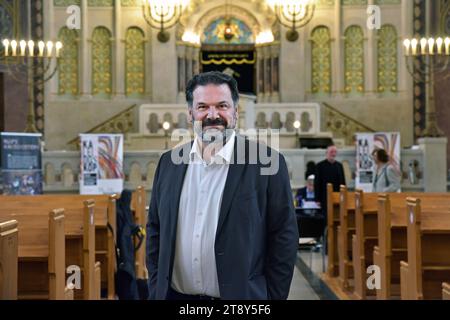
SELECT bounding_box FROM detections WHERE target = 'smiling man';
[146,71,298,300]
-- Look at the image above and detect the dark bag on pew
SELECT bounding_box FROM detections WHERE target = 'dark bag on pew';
[115,189,148,300]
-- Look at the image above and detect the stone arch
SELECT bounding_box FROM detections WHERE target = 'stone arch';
[61,163,74,187]
[146,162,157,187]
[177,113,189,129]
[285,112,295,132]
[255,112,267,129]
[147,113,159,133]
[129,162,142,185]
[271,112,282,130]
[178,0,276,42]
[44,163,56,186]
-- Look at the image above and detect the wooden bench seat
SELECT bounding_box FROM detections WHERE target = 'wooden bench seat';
[0,220,18,300]
[443,282,450,300]
[400,198,450,300]
[0,209,70,300]
[338,185,356,290]
[0,194,116,299]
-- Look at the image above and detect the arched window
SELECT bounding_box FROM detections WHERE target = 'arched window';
[311,26,331,95]
[125,27,145,97]
[92,26,112,97]
[58,27,79,97]
[344,25,364,95]
[377,24,398,94]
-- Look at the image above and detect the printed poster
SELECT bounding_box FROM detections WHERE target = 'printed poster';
[355,132,401,192]
[0,132,43,195]
[80,134,124,195]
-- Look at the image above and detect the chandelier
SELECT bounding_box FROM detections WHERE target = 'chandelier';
[268,0,316,42]
[142,0,189,43]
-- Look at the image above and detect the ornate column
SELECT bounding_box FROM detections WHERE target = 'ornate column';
[80,0,91,99]
[256,45,264,102]
[43,0,55,101]
[176,43,186,102]
[333,0,343,96]
[400,0,413,96]
[366,0,377,97]
[263,45,271,103]
[270,43,280,103]
[114,0,125,99]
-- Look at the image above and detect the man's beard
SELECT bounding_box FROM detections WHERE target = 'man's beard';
[193,117,236,145]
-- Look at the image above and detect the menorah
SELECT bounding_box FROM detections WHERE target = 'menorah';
[403,36,450,137]
[1,39,62,133]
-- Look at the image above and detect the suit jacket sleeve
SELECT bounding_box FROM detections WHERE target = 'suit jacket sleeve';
[146,154,164,300]
[265,153,299,300]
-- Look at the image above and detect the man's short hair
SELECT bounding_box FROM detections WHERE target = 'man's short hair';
[185,71,240,108]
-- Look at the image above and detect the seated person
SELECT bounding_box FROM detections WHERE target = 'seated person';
[295,175,320,210]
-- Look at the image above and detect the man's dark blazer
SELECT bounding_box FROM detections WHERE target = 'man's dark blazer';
[146,134,298,300]
[314,159,346,207]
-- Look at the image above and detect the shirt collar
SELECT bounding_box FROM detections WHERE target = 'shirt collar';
[190,131,236,165]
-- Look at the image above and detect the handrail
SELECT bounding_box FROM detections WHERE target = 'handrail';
[67,104,137,148]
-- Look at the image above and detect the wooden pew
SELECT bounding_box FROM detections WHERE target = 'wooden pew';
[400,198,450,300]
[443,283,450,300]
[0,220,18,300]
[0,208,70,300]
[374,193,450,299]
[327,183,340,277]
[352,189,378,299]
[0,197,101,300]
[337,185,355,290]
[131,186,148,280]
[0,194,116,299]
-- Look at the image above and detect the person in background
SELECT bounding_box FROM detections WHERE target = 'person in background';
[372,148,401,192]
[314,145,346,222]
[295,175,317,208]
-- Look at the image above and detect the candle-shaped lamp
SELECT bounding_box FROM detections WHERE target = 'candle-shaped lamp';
[28,40,34,57]
[10,40,17,56]
[420,38,427,55]
[55,41,62,58]
[427,38,435,55]
[411,38,418,55]
[19,40,27,56]
[46,41,53,57]
[2,39,9,56]
[403,39,411,56]
[436,37,443,55]
[38,41,45,57]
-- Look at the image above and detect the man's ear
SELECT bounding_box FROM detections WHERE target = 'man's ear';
[188,107,193,121]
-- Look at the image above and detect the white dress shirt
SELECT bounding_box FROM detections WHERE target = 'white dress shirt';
[171,132,236,298]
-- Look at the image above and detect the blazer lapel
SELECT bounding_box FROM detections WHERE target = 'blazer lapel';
[216,135,247,237]
[168,145,189,272]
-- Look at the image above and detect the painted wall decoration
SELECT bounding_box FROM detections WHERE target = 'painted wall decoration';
[203,17,254,44]
[80,134,124,195]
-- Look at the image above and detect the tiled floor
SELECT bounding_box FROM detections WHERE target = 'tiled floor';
[288,245,336,300]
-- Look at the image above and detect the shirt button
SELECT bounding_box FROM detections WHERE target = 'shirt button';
[196,234,200,238]
[198,212,202,216]
[194,258,198,262]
